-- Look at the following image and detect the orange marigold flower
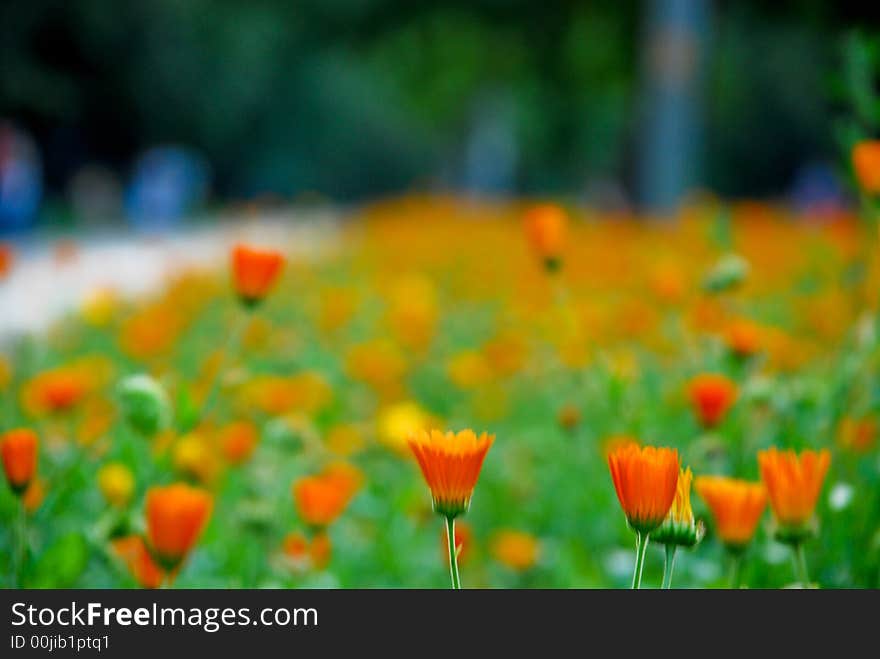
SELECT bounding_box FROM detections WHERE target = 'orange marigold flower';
[852,140,880,195]
[111,535,165,589]
[231,243,285,306]
[1,428,39,495]
[490,529,540,571]
[292,464,362,528]
[523,203,567,271]
[688,373,737,429]
[407,429,494,518]
[694,476,767,550]
[758,448,831,539]
[607,443,679,534]
[219,420,259,464]
[145,483,213,569]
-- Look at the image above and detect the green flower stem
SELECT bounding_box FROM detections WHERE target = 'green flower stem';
[12,500,26,587]
[792,542,810,587]
[631,531,649,589]
[729,552,743,589]
[661,544,677,589]
[445,516,461,590]
[200,309,250,420]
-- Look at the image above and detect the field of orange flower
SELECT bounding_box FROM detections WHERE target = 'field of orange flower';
[2,189,880,588]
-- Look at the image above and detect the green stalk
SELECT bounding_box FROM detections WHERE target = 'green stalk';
[792,543,810,587]
[12,500,27,588]
[661,544,677,589]
[631,531,649,589]
[200,309,250,421]
[445,516,461,590]
[729,552,743,589]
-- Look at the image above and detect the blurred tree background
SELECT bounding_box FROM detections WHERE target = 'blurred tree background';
[0,0,878,206]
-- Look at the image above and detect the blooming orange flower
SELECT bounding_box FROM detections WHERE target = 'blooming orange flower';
[145,483,213,569]
[758,448,831,534]
[1,428,38,495]
[688,373,737,428]
[111,535,165,589]
[292,464,362,528]
[852,140,880,195]
[219,420,259,464]
[607,443,679,534]
[231,243,285,306]
[694,476,767,550]
[491,529,540,571]
[407,429,494,518]
[523,203,567,270]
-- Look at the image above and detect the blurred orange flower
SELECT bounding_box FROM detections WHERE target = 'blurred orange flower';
[243,372,332,417]
[837,416,877,453]
[0,241,13,279]
[852,140,880,195]
[688,373,737,429]
[607,443,679,534]
[523,203,567,271]
[345,340,407,394]
[219,420,259,464]
[21,367,90,416]
[231,243,285,306]
[724,319,762,358]
[407,429,494,518]
[112,535,165,589]
[694,476,767,550]
[447,351,494,389]
[145,483,213,569]
[491,529,540,571]
[22,477,46,513]
[292,463,362,528]
[386,275,438,352]
[317,286,359,334]
[1,428,38,495]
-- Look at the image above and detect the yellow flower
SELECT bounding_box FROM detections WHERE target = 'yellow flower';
[98,462,135,508]
[376,401,435,454]
[651,468,704,547]
[81,288,119,327]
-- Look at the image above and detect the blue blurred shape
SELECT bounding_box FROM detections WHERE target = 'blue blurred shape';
[126,145,210,230]
[0,122,43,232]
